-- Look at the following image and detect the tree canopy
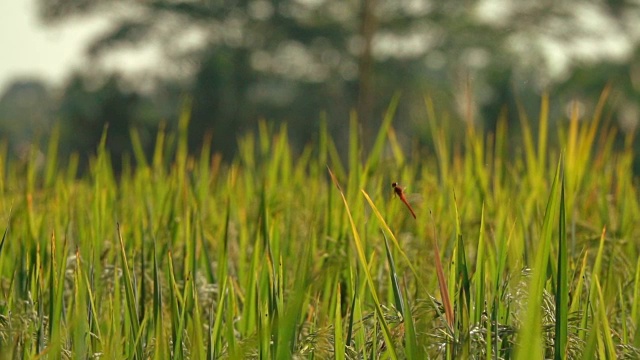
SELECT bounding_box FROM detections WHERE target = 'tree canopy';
[13,0,640,164]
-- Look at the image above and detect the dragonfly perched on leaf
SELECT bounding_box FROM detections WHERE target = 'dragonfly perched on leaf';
[391,182,418,219]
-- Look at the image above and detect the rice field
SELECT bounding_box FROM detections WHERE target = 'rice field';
[0,91,638,359]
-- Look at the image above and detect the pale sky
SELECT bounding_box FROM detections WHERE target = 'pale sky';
[0,0,110,93]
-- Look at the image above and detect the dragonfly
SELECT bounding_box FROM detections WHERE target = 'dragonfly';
[392,182,417,219]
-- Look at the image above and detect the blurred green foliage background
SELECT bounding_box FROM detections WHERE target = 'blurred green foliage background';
[1,0,639,169]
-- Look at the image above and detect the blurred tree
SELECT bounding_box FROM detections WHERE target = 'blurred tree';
[38,0,364,156]
[37,0,640,159]
[57,73,158,172]
[0,79,53,157]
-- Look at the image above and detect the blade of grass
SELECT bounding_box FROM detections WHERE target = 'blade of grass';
[554,176,568,360]
[360,190,422,287]
[515,155,563,360]
[594,276,617,358]
[453,191,470,331]
[335,283,345,360]
[117,223,143,360]
[152,239,167,360]
[364,93,400,172]
[382,230,404,315]
[225,281,239,358]
[345,270,358,348]
[189,274,206,360]
[327,166,398,360]
[73,248,89,358]
[209,277,227,359]
[430,210,455,330]
[473,204,486,324]
[633,257,640,347]
[167,251,184,360]
[173,272,194,360]
[48,231,65,358]
[130,127,149,169]
[44,124,60,187]
[401,279,421,358]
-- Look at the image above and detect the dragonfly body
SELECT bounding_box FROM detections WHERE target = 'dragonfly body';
[392,182,417,219]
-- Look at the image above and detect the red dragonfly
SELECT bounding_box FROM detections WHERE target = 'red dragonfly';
[392,182,417,219]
